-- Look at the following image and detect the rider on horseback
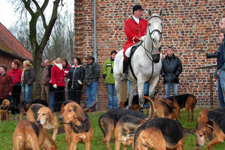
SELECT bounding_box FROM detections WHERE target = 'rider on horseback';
[122,4,148,80]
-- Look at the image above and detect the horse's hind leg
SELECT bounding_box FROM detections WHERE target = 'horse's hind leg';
[128,81,137,108]
[148,76,159,99]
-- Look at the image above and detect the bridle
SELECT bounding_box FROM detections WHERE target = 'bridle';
[148,15,162,40]
[141,15,162,59]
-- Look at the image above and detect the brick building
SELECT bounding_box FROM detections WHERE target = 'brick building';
[0,23,32,71]
[74,0,225,109]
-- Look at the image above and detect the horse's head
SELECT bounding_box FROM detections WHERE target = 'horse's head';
[147,9,163,49]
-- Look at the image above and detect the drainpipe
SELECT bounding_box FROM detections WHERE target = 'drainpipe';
[94,0,98,110]
[94,0,97,61]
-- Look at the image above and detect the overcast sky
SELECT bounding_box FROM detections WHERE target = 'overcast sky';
[0,0,74,29]
[0,1,18,28]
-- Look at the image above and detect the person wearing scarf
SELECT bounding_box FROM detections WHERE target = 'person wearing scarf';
[51,58,65,111]
[21,60,35,102]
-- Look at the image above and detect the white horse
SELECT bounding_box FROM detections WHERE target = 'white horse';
[114,9,163,111]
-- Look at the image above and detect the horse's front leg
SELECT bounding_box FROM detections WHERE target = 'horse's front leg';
[137,80,145,112]
[114,75,122,107]
[128,81,137,109]
[148,75,159,99]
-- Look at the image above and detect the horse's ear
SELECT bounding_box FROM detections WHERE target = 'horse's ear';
[148,9,152,16]
[159,9,163,16]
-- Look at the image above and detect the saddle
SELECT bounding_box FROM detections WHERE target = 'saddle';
[130,41,143,58]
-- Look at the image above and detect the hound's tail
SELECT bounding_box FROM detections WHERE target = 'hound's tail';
[14,131,26,150]
[98,115,106,138]
[143,96,155,119]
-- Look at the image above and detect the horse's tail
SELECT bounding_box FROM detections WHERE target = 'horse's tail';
[143,96,155,119]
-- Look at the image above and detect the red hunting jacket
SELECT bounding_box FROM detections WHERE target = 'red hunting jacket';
[51,64,65,87]
[123,17,148,54]
[8,68,22,85]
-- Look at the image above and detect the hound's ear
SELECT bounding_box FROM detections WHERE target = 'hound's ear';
[159,9,163,16]
[73,105,85,122]
[148,9,152,16]
[48,108,54,122]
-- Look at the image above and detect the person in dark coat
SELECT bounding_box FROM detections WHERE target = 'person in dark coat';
[21,60,35,102]
[67,57,85,104]
[84,56,100,111]
[161,47,183,98]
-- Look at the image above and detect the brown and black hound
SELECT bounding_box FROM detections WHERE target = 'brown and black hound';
[0,99,10,121]
[145,96,176,119]
[13,120,57,150]
[164,94,197,122]
[134,118,185,150]
[195,108,225,149]
[98,97,154,150]
[114,115,146,150]
[60,100,74,146]
[27,104,58,141]
[18,99,48,120]
[59,101,93,150]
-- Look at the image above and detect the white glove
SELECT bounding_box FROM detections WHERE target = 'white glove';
[53,84,57,89]
[78,80,82,85]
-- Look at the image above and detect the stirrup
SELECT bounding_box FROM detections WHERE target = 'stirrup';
[121,74,128,80]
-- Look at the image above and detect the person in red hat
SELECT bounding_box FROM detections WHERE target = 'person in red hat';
[121,4,148,80]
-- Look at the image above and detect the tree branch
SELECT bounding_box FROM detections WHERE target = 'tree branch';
[39,0,61,54]
[32,0,49,28]
[22,0,34,15]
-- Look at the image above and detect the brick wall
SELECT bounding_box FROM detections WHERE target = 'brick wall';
[74,0,225,109]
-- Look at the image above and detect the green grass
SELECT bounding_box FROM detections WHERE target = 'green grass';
[1,108,225,150]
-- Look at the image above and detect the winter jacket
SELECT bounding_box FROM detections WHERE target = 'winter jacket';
[51,63,65,87]
[21,67,35,85]
[41,67,50,86]
[102,58,115,84]
[124,16,148,53]
[0,73,13,99]
[63,64,71,77]
[68,65,85,90]
[8,68,22,85]
[84,61,100,85]
[161,54,183,84]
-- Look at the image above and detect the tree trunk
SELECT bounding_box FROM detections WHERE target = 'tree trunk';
[32,47,43,98]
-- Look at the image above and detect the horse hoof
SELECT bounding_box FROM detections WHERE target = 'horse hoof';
[139,108,143,113]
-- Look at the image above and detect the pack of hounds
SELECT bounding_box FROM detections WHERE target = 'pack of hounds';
[1,93,224,149]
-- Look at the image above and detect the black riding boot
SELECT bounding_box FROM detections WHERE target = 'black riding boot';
[121,61,129,80]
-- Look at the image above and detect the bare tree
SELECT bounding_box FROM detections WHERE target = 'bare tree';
[43,11,74,64]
